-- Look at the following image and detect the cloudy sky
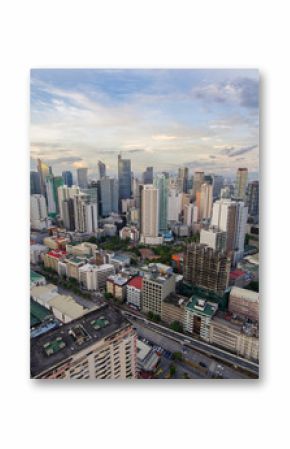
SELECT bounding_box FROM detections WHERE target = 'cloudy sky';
[30,69,259,179]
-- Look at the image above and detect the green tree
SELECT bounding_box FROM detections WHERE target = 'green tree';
[172,352,183,361]
[169,364,176,377]
[170,321,183,333]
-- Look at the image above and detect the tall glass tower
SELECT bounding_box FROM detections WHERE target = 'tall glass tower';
[154,173,168,233]
[118,154,131,204]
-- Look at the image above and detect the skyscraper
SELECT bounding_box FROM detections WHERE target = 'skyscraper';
[142,166,153,185]
[211,199,248,262]
[37,159,50,196]
[154,174,168,232]
[200,183,213,220]
[77,167,88,189]
[177,167,189,193]
[63,198,75,231]
[62,170,73,187]
[118,154,131,205]
[168,187,182,222]
[73,193,98,233]
[97,160,106,180]
[235,168,248,201]
[140,185,159,239]
[247,180,259,217]
[192,170,205,200]
[100,176,119,216]
[30,171,41,195]
[212,175,224,199]
[57,185,80,222]
[183,243,230,295]
[45,175,57,217]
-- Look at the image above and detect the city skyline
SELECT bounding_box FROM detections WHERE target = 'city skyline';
[30,69,259,178]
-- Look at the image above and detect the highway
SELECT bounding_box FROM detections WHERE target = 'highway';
[120,308,259,376]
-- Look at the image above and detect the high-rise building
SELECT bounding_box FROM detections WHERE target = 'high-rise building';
[37,159,50,196]
[154,174,168,232]
[142,271,175,316]
[100,176,119,216]
[140,185,159,239]
[45,175,64,217]
[57,185,80,222]
[142,166,153,185]
[77,167,88,189]
[118,154,131,204]
[183,243,231,295]
[235,168,248,201]
[63,198,75,231]
[211,199,248,262]
[30,194,48,230]
[212,175,224,199]
[73,193,98,233]
[168,188,182,222]
[97,160,106,180]
[247,180,259,217]
[200,226,227,252]
[192,170,205,199]
[30,305,137,379]
[177,167,189,193]
[62,171,73,187]
[200,183,213,220]
[30,171,41,195]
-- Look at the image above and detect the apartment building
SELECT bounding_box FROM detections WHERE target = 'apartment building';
[228,287,259,321]
[31,305,137,379]
[106,275,130,302]
[142,271,175,316]
[161,293,188,327]
[126,276,143,309]
[79,263,115,291]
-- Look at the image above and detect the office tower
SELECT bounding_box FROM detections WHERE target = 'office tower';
[184,203,195,226]
[177,167,189,193]
[100,177,119,216]
[63,198,75,230]
[97,160,106,180]
[168,187,182,222]
[212,175,224,199]
[154,174,168,232]
[74,193,98,233]
[211,199,248,261]
[30,171,41,195]
[235,168,248,201]
[45,175,64,217]
[247,180,259,217]
[37,158,50,196]
[200,183,213,220]
[30,306,137,379]
[53,176,64,213]
[30,194,48,230]
[77,167,88,189]
[142,166,153,185]
[142,271,175,315]
[132,177,141,209]
[57,185,80,221]
[118,154,131,204]
[192,170,205,199]
[62,170,73,187]
[183,243,231,295]
[200,226,227,252]
[140,185,159,239]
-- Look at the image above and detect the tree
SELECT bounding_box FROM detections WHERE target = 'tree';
[147,311,154,320]
[170,321,183,333]
[104,292,113,300]
[88,236,98,244]
[172,352,183,361]
[169,364,176,377]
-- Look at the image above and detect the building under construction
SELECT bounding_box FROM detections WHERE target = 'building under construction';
[183,243,230,296]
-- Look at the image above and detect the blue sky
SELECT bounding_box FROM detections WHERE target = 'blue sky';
[30,69,259,178]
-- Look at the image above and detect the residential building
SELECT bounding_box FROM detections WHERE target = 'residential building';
[228,287,259,321]
[30,194,48,230]
[235,167,248,201]
[142,270,175,316]
[154,173,168,232]
[106,275,130,302]
[43,249,67,272]
[247,180,259,217]
[119,226,140,242]
[140,185,159,240]
[200,183,213,220]
[74,193,98,233]
[200,226,227,252]
[127,276,143,309]
[77,167,88,189]
[161,293,188,327]
[57,185,80,221]
[183,243,231,295]
[177,167,189,193]
[37,158,50,196]
[167,187,182,222]
[30,243,49,264]
[30,305,137,379]
[66,242,98,258]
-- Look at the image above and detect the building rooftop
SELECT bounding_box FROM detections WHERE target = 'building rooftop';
[230,269,246,280]
[107,275,129,286]
[30,270,46,285]
[186,296,218,318]
[128,276,143,290]
[30,305,131,377]
[164,293,188,307]
[47,249,67,259]
[30,299,52,327]
[230,287,259,303]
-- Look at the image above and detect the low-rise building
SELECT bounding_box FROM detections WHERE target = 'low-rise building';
[142,270,175,316]
[79,263,115,291]
[43,236,69,250]
[106,275,130,302]
[137,339,160,374]
[161,293,188,328]
[184,297,218,340]
[127,276,143,309]
[65,242,98,258]
[228,287,259,321]
[30,270,46,288]
[43,249,67,272]
[30,244,49,264]
[119,226,140,242]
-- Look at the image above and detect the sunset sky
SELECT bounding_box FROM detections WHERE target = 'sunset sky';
[30,69,259,179]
